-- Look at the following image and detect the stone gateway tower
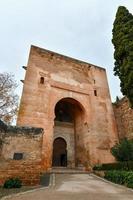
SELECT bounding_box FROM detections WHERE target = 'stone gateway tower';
[17,45,118,171]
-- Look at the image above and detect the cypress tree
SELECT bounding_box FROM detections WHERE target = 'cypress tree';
[112,6,133,107]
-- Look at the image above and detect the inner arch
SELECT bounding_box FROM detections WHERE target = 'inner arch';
[52,137,67,167]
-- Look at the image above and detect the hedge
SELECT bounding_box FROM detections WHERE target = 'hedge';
[93,161,133,171]
[104,170,133,188]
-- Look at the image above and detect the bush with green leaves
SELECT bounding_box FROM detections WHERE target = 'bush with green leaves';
[111,138,133,161]
[93,161,133,171]
[93,164,103,171]
[3,178,22,189]
[104,170,133,188]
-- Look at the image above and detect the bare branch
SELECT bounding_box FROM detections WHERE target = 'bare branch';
[0,72,19,124]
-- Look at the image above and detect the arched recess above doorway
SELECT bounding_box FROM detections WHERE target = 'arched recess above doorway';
[54,97,85,123]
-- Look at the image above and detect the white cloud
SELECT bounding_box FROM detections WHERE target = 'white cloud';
[0,0,133,101]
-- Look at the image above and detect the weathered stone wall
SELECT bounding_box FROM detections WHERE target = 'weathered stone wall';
[0,120,43,185]
[74,105,87,168]
[17,45,118,170]
[113,97,133,139]
[0,160,42,186]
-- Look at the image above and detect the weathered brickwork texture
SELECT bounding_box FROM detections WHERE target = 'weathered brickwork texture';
[0,120,43,185]
[113,97,133,140]
[17,45,118,170]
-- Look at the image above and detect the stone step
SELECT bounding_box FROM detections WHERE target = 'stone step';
[50,167,90,174]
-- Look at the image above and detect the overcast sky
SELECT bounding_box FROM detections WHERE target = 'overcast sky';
[0,0,133,101]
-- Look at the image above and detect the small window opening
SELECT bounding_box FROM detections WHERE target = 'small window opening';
[40,77,44,84]
[13,153,23,160]
[94,90,97,96]
[50,53,54,59]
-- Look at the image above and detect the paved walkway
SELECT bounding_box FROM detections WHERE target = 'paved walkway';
[4,174,133,200]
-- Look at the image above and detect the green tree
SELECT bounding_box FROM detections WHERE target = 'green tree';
[111,138,133,161]
[112,6,133,107]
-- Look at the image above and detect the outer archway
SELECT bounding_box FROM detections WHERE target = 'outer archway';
[53,97,87,168]
[52,137,67,167]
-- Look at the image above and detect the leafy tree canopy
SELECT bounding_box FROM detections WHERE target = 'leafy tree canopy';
[0,72,18,124]
[111,138,133,161]
[112,6,133,107]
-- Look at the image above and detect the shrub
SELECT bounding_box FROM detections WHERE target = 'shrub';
[93,164,102,171]
[104,171,133,188]
[3,178,22,189]
[93,161,133,171]
[111,138,133,161]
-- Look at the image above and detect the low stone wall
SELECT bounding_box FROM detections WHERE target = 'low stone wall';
[113,97,133,140]
[0,160,42,185]
[0,120,44,185]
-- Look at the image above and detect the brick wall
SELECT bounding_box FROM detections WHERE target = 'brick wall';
[113,97,133,140]
[0,160,42,185]
[0,120,44,185]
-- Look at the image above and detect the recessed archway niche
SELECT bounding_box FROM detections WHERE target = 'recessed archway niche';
[52,137,67,167]
[53,97,86,168]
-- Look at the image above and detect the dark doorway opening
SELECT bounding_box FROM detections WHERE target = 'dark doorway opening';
[52,137,67,167]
